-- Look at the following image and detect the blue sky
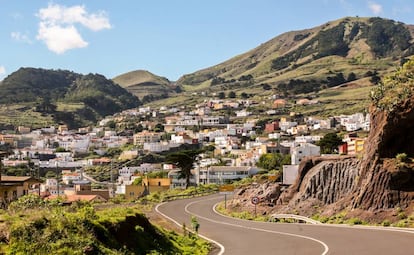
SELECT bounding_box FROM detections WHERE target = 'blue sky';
[1,0,414,81]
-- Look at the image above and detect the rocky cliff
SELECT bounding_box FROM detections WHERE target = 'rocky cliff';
[231,59,414,221]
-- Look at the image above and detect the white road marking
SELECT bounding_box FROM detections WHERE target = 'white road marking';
[155,202,226,255]
[184,197,329,255]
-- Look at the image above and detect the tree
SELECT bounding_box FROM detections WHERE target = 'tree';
[228,91,236,98]
[257,153,291,171]
[106,120,116,129]
[317,132,343,154]
[154,123,164,132]
[262,83,272,90]
[347,72,357,82]
[166,150,201,189]
[45,170,57,178]
[218,92,225,99]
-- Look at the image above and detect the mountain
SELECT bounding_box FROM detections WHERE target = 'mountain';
[112,70,179,103]
[175,17,414,96]
[0,68,140,129]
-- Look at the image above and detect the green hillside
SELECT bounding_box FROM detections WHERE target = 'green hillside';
[145,17,414,115]
[177,17,414,91]
[0,68,141,129]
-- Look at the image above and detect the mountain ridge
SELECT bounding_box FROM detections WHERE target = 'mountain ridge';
[0,67,140,129]
[175,17,414,95]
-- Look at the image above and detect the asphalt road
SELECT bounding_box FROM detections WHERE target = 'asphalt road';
[156,194,414,255]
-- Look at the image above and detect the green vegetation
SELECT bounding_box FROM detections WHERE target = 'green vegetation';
[140,184,218,203]
[165,150,203,189]
[1,195,210,254]
[317,132,343,154]
[371,58,414,111]
[147,17,412,116]
[366,17,412,58]
[0,68,140,129]
[256,153,290,172]
[396,153,409,165]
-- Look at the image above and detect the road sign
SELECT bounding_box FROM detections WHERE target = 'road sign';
[219,184,235,194]
[251,196,259,205]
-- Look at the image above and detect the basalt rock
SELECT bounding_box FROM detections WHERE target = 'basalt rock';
[277,97,414,215]
[233,62,414,219]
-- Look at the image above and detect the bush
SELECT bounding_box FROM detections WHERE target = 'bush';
[381,220,391,227]
[396,153,408,163]
[348,217,363,225]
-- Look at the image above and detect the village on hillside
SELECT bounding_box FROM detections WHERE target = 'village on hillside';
[0,96,370,206]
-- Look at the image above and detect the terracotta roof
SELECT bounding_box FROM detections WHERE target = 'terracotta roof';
[1,176,37,182]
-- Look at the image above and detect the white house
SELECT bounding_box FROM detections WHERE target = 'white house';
[282,165,299,185]
[291,143,320,165]
[62,171,82,185]
[199,166,259,185]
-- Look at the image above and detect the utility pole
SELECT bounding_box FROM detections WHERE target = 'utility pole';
[110,160,114,198]
[55,162,59,197]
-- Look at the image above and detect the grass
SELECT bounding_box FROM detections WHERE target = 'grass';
[139,184,219,204]
[292,84,373,117]
[0,104,55,128]
[1,195,211,255]
[56,102,85,111]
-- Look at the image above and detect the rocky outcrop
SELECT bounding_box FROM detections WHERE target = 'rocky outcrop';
[285,157,360,206]
[232,60,414,219]
[351,98,414,210]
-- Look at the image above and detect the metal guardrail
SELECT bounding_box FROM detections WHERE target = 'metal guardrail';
[270,213,322,224]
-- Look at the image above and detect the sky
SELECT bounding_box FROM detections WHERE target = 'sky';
[1,0,414,81]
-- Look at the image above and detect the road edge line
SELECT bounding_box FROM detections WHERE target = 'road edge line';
[155,202,225,255]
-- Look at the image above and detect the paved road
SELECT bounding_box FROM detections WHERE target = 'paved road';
[156,194,414,255]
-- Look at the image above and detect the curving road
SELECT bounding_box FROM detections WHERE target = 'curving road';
[156,194,414,255]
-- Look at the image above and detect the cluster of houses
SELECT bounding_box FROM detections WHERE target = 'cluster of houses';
[0,98,370,205]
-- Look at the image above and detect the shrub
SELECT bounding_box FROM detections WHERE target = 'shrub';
[396,153,408,163]
[348,217,363,225]
[381,220,391,227]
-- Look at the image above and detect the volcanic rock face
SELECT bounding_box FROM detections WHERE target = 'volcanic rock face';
[351,98,414,211]
[233,61,414,218]
[282,157,360,206]
[277,97,414,214]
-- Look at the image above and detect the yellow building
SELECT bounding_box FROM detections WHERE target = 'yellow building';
[133,131,161,145]
[125,177,171,200]
[0,176,41,205]
[347,139,365,155]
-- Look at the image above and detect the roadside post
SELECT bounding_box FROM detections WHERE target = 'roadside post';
[251,196,259,218]
[219,184,235,209]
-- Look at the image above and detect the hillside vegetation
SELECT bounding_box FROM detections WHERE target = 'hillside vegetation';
[0,195,209,255]
[0,68,141,129]
[113,70,179,104]
[177,17,414,92]
[132,18,407,110]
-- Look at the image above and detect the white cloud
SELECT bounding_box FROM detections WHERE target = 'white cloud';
[368,1,383,15]
[36,3,111,54]
[37,23,88,54]
[11,31,32,44]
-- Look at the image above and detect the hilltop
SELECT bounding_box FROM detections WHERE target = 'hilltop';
[146,17,414,115]
[0,68,140,129]
[177,17,414,90]
[113,70,179,103]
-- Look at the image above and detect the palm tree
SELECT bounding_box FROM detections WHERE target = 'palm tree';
[166,150,201,189]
